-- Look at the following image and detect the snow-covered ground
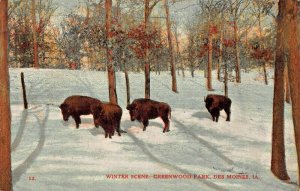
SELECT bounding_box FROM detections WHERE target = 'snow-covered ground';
[9,68,298,191]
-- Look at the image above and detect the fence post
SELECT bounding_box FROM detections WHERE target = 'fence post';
[21,72,28,109]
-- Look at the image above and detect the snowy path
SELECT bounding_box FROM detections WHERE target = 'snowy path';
[9,68,298,191]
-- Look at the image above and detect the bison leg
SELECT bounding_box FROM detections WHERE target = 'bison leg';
[108,127,114,139]
[142,120,149,131]
[73,115,81,128]
[105,131,108,138]
[212,115,215,122]
[116,122,121,136]
[225,101,232,121]
[161,116,170,133]
[111,125,115,136]
[210,112,215,121]
[225,108,231,121]
[215,110,220,122]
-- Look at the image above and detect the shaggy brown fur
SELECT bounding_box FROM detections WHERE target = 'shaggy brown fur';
[59,95,102,128]
[92,102,123,139]
[126,98,171,133]
[204,94,232,122]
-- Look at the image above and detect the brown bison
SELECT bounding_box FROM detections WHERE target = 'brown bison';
[91,102,123,139]
[126,98,171,133]
[204,94,232,122]
[59,95,102,128]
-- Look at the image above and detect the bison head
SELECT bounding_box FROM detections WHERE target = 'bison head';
[59,103,71,121]
[91,104,105,127]
[126,103,137,121]
[204,97,214,112]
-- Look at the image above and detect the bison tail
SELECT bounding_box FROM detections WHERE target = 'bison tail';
[168,109,171,119]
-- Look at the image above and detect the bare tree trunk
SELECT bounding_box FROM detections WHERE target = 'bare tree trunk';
[284,62,290,103]
[224,61,228,97]
[175,29,185,77]
[144,0,151,99]
[31,0,39,68]
[207,26,213,91]
[191,67,194,77]
[174,24,184,77]
[163,0,177,93]
[122,51,130,106]
[116,0,121,20]
[188,36,194,78]
[125,69,130,105]
[144,58,150,99]
[271,0,290,181]
[286,0,300,185]
[233,19,241,83]
[217,24,223,82]
[258,12,268,85]
[105,0,118,104]
[263,62,268,85]
[0,1,12,190]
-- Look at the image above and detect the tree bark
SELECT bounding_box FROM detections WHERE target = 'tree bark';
[31,0,39,68]
[163,0,177,93]
[0,1,13,190]
[284,62,290,104]
[207,26,213,91]
[286,0,300,185]
[224,61,228,97]
[217,23,223,82]
[271,0,290,181]
[258,11,268,85]
[174,33,180,76]
[263,62,268,85]
[174,28,184,77]
[105,0,118,104]
[233,19,241,83]
[144,0,151,99]
[122,51,130,106]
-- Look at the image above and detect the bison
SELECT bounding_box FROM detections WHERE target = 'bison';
[59,95,102,128]
[91,102,123,139]
[126,98,171,133]
[204,94,232,122]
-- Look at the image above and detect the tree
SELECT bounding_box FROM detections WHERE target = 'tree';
[284,63,290,103]
[271,0,290,181]
[173,21,185,77]
[163,0,178,93]
[251,0,275,85]
[143,0,160,99]
[31,0,39,68]
[105,0,118,104]
[9,0,56,68]
[250,47,273,85]
[9,1,32,67]
[58,13,86,69]
[222,33,235,97]
[114,0,131,106]
[0,0,12,190]
[217,18,223,81]
[285,0,300,185]
[227,0,250,83]
[198,0,223,91]
[186,28,197,77]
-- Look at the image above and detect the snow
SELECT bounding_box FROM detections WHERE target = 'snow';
[9,68,298,191]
